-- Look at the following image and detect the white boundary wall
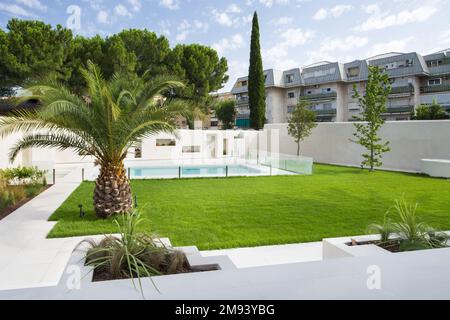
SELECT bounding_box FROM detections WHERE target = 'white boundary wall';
[266,120,450,172]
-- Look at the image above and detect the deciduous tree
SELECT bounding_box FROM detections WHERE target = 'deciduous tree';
[352,66,391,171]
[287,100,317,156]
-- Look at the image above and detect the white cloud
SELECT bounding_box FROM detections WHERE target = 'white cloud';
[259,0,290,8]
[97,10,109,24]
[330,4,352,17]
[367,37,415,57]
[128,0,141,12]
[16,0,46,12]
[265,28,315,69]
[313,8,327,20]
[213,34,245,56]
[313,5,352,20]
[307,35,369,63]
[211,4,251,28]
[160,0,179,10]
[0,3,33,17]
[440,30,450,45]
[114,4,132,17]
[175,19,209,42]
[274,16,294,26]
[357,5,437,31]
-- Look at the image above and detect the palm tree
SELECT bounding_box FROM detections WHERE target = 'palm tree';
[0,62,190,218]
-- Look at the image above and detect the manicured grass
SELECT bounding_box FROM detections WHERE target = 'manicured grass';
[48,164,450,250]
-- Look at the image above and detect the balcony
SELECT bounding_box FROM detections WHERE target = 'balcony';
[420,84,450,94]
[301,92,337,101]
[390,86,414,95]
[236,97,249,105]
[383,106,414,114]
[312,109,337,116]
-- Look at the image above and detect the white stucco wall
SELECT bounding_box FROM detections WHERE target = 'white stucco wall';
[0,130,29,169]
[266,120,450,172]
[0,128,259,169]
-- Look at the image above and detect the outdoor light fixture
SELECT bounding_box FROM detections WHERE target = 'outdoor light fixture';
[78,204,85,218]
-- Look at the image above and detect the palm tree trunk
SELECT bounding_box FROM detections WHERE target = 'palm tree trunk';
[94,162,132,218]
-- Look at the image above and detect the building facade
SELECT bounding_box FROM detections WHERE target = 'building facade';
[231,49,450,127]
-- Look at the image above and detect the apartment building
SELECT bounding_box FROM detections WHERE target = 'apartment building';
[231,49,450,127]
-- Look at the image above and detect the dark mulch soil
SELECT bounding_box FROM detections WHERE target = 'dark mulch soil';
[91,261,216,282]
[348,239,401,253]
[0,185,51,221]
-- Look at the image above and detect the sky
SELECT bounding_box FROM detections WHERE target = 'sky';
[0,0,449,92]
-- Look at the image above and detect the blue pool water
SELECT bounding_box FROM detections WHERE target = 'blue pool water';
[130,165,261,179]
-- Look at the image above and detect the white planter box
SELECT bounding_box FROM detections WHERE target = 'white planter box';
[421,159,450,178]
[322,235,392,260]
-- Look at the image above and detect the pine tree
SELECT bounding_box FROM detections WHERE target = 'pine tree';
[248,11,266,130]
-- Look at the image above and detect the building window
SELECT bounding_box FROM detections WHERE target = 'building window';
[156,139,176,147]
[303,67,336,79]
[135,141,142,159]
[307,90,313,95]
[428,60,443,67]
[287,92,295,99]
[287,106,295,113]
[286,74,295,83]
[347,67,359,77]
[429,78,442,86]
[182,146,201,153]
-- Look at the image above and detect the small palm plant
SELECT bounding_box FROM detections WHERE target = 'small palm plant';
[0,62,190,218]
[84,210,189,296]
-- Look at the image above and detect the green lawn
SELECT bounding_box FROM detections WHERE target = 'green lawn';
[48,164,450,250]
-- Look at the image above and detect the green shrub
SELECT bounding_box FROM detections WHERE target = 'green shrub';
[83,210,189,297]
[0,166,47,186]
[25,184,44,198]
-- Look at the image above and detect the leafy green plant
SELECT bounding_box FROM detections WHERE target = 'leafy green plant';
[351,66,391,171]
[84,211,189,296]
[287,100,317,156]
[0,166,46,185]
[367,213,393,244]
[368,199,449,252]
[215,100,237,130]
[392,199,448,251]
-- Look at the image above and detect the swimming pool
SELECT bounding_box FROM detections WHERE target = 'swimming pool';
[129,165,263,179]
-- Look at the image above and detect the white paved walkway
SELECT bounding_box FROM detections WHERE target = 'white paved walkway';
[0,167,88,291]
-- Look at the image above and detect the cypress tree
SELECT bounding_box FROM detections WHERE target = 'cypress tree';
[248,11,266,130]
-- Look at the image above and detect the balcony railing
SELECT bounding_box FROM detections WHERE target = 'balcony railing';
[383,106,414,114]
[236,97,249,105]
[390,86,414,95]
[420,84,450,94]
[301,92,337,101]
[312,109,337,116]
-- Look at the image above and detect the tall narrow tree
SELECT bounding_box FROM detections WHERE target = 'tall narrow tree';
[248,11,266,130]
[352,66,391,171]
